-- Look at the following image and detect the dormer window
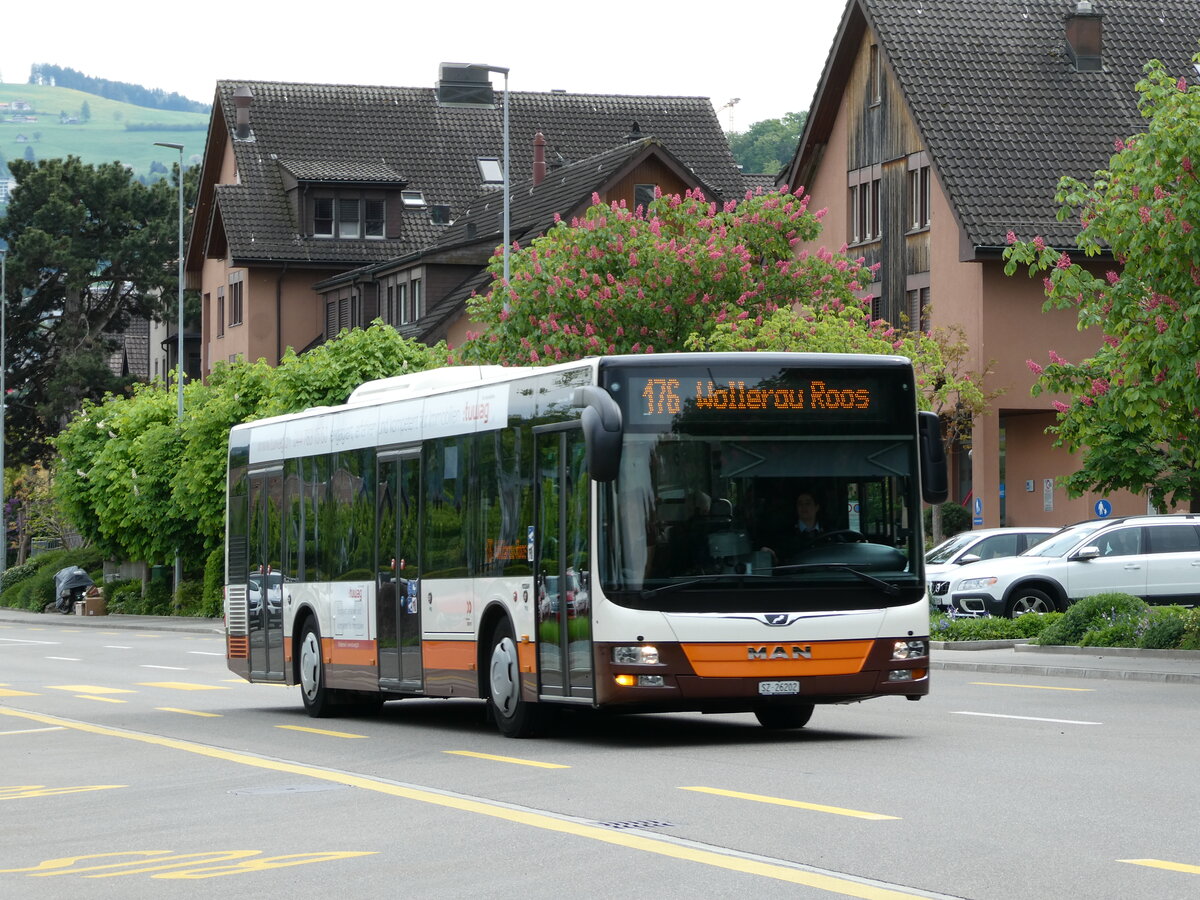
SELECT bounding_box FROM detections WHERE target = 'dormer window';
[477,157,504,184]
[312,194,386,239]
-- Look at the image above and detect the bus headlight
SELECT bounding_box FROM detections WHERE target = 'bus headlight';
[892,640,927,660]
[612,645,660,665]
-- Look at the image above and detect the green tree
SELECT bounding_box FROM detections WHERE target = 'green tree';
[726,111,807,176]
[1004,56,1200,511]
[460,188,873,364]
[0,156,180,464]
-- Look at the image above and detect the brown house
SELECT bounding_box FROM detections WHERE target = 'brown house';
[184,72,746,375]
[782,0,1199,527]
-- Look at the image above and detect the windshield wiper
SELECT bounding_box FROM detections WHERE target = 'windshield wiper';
[770,563,901,597]
[642,572,775,598]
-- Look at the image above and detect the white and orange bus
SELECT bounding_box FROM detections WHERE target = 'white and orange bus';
[224,353,947,736]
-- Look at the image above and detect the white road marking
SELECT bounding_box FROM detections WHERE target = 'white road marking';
[140,665,188,671]
[46,657,81,662]
[951,711,1102,725]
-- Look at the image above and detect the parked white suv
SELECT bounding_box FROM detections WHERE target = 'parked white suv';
[944,515,1200,617]
[926,526,1058,612]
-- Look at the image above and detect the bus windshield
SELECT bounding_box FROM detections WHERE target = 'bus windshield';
[598,362,923,611]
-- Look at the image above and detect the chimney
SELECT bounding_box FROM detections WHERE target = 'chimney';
[233,85,254,140]
[1066,1,1103,72]
[533,132,546,187]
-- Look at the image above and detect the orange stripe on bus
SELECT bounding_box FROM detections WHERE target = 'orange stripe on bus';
[681,640,873,677]
[423,640,478,671]
[324,638,377,667]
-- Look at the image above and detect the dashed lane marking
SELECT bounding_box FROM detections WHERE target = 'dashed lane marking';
[970,681,1094,692]
[681,787,898,820]
[136,682,229,691]
[276,725,367,739]
[157,708,222,718]
[1120,859,1200,874]
[951,711,1102,725]
[444,750,569,769]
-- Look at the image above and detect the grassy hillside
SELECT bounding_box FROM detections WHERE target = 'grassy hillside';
[0,81,210,179]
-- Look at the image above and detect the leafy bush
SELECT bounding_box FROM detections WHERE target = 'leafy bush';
[1180,608,1200,651]
[1138,607,1188,650]
[1080,622,1140,647]
[933,611,1060,642]
[174,579,207,617]
[1035,592,1148,646]
[106,580,143,613]
[202,547,224,617]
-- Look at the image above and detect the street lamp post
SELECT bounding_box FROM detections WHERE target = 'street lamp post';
[154,142,185,595]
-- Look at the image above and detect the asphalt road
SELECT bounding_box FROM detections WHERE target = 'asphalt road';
[3,614,1199,899]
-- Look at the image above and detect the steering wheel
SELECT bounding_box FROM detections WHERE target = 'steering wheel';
[811,529,867,545]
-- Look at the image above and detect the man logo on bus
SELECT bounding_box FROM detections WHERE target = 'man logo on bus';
[748,645,813,660]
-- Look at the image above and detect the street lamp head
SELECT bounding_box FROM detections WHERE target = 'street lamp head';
[154,142,185,151]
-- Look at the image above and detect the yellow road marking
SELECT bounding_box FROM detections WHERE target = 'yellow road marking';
[0,784,126,800]
[970,682,1094,692]
[276,725,367,739]
[78,696,127,704]
[0,708,929,899]
[137,682,228,691]
[0,850,377,879]
[157,708,222,718]
[445,750,569,769]
[0,689,39,697]
[681,787,899,821]
[47,685,134,695]
[1120,858,1200,874]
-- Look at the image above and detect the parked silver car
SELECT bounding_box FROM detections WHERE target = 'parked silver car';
[926,527,1058,611]
[943,515,1200,617]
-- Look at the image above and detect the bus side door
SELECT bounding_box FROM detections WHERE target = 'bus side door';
[535,425,594,702]
[377,450,423,690]
[247,468,285,680]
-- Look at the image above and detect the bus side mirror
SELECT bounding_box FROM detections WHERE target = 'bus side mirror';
[573,385,623,482]
[918,411,948,505]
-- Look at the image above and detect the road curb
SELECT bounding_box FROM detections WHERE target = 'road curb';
[931,658,1200,685]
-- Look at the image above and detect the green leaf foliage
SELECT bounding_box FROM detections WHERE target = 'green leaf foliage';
[1003,55,1200,509]
[1034,592,1150,646]
[726,111,808,176]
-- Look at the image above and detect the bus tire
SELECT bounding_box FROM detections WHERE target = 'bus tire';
[487,619,541,738]
[298,621,339,718]
[754,703,815,730]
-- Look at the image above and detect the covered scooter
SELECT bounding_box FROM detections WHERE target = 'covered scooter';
[53,566,94,615]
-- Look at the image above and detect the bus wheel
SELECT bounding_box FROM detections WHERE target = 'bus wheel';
[298,622,338,718]
[488,619,541,738]
[754,703,815,730]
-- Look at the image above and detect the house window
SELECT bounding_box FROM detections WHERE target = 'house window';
[313,195,386,239]
[431,204,451,225]
[397,283,409,325]
[908,155,931,231]
[314,198,334,237]
[211,291,222,338]
[868,44,881,105]
[401,190,426,208]
[228,274,244,327]
[634,183,656,211]
[478,157,504,184]
[849,168,881,245]
[365,200,385,238]
[410,279,423,322]
[906,275,931,333]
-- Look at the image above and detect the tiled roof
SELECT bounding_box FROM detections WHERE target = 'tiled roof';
[209,81,742,266]
[793,0,1200,249]
[279,159,407,183]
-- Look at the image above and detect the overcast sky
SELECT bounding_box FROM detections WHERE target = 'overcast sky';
[1,1,847,131]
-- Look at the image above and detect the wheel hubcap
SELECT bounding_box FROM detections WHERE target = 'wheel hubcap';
[300,632,320,701]
[490,637,519,717]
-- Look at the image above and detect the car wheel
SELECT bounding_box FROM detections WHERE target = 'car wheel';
[487,619,542,738]
[1005,588,1056,618]
[754,703,815,729]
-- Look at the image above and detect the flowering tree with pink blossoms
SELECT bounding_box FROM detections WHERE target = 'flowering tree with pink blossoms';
[1004,56,1200,511]
[460,188,876,363]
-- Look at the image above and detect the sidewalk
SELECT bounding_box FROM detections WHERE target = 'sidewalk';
[932,640,1200,685]
[0,606,224,635]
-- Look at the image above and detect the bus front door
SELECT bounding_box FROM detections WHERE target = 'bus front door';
[377,451,423,690]
[247,469,285,680]
[535,426,594,702]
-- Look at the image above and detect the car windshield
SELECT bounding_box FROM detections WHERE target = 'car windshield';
[1022,521,1107,558]
[926,532,978,564]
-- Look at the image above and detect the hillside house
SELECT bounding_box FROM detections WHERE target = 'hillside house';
[782,0,1199,527]
[184,72,746,374]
